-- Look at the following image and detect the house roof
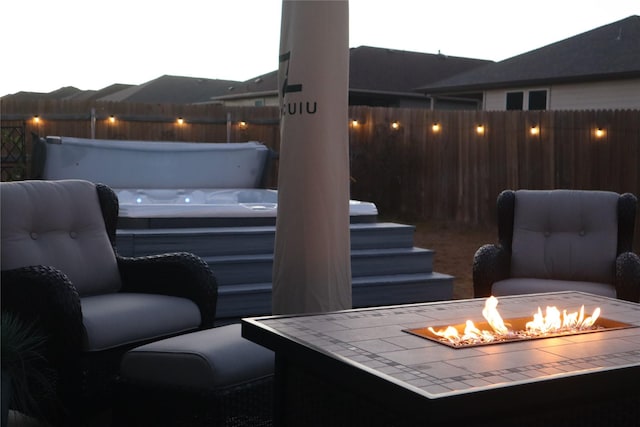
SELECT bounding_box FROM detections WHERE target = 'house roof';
[68,84,135,101]
[1,77,231,104]
[211,70,279,101]
[418,15,640,94]
[97,75,242,103]
[212,46,493,101]
[2,86,84,101]
[2,84,136,101]
[2,46,491,104]
[349,46,492,94]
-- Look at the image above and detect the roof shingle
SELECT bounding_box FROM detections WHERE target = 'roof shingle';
[419,15,640,94]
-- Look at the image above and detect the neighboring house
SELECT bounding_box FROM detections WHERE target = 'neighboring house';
[1,76,241,105]
[97,75,241,104]
[71,84,136,102]
[210,46,493,108]
[3,86,85,101]
[1,84,133,102]
[2,48,492,109]
[418,15,640,111]
[207,71,280,107]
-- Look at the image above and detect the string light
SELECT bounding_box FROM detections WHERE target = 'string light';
[432,122,441,133]
[391,121,400,130]
[530,125,540,136]
[177,117,184,125]
[476,124,485,135]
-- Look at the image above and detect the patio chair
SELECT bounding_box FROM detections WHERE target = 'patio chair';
[473,189,640,302]
[0,179,218,426]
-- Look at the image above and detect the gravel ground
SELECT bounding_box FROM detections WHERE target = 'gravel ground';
[411,220,497,300]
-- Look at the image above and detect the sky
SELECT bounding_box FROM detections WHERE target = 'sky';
[1,0,638,97]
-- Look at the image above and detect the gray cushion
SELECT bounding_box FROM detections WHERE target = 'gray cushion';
[0,179,121,296]
[492,278,617,298]
[511,189,618,283]
[121,324,274,389]
[81,293,201,351]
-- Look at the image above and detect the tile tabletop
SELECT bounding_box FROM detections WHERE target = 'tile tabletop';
[244,292,640,399]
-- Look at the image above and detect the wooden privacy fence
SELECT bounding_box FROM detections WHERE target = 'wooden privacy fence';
[0,99,280,147]
[2,99,639,239]
[348,107,640,226]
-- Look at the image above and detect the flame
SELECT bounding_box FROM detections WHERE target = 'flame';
[482,296,509,335]
[428,296,510,344]
[428,297,601,346]
[427,325,460,342]
[525,305,600,334]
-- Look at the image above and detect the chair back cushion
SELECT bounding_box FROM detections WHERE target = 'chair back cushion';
[1,179,122,295]
[511,189,618,283]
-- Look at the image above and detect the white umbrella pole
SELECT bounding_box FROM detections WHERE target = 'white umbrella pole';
[272,0,352,314]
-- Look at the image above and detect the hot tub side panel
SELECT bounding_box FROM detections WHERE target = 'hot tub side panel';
[41,136,269,189]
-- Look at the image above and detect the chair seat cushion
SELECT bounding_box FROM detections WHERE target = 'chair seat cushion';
[81,293,201,351]
[120,323,274,390]
[492,278,617,298]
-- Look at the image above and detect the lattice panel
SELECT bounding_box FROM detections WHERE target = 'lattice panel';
[1,125,26,181]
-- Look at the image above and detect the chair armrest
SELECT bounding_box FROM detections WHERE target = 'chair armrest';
[1,265,84,378]
[472,244,510,298]
[615,252,640,302]
[116,252,218,328]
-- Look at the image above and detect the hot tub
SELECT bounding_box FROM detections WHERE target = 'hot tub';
[38,136,378,228]
[115,187,378,228]
[116,188,279,218]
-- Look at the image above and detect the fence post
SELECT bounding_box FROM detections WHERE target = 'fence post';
[91,108,96,139]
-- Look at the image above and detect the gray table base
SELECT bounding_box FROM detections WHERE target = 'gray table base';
[276,355,639,426]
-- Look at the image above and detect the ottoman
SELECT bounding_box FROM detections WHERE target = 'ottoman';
[115,323,274,427]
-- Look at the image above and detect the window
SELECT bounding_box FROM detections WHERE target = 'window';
[505,90,548,111]
[528,90,547,110]
[506,92,524,110]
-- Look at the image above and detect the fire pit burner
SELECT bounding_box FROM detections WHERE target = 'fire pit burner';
[404,316,637,348]
[403,296,638,349]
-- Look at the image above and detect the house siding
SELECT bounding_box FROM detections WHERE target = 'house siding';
[220,96,279,107]
[220,95,431,108]
[549,79,640,110]
[483,78,640,111]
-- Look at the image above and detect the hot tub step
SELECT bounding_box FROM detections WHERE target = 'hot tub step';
[352,273,454,307]
[215,272,454,320]
[115,222,417,257]
[217,282,274,319]
[116,219,454,321]
[117,226,278,257]
[351,248,434,277]
[203,247,435,286]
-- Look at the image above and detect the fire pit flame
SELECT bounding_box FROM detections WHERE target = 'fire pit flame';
[526,305,600,334]
[482,296,509,335]
[426,296,602,346]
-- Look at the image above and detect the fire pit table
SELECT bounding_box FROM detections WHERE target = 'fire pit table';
[242,292,640,426]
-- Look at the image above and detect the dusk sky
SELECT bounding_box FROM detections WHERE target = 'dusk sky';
[1,0,637,97]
